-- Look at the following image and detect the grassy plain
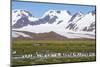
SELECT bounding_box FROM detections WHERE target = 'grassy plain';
[11,39,96,66]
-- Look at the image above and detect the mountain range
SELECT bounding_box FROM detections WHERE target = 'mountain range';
[12,9,96,39]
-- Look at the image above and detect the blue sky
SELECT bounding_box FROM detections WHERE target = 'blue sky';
[12,1,95,17]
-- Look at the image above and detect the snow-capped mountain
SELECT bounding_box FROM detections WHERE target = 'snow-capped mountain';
[12,9,96,39]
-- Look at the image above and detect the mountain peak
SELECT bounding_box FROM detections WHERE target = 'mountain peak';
[43,10,71,17]
[12,9,33,17]
[75,11,83,16]
[68,11,83,22]
[12,9,38,27]
[88,10,96,16]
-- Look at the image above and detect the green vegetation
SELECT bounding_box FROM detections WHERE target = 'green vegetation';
[12,56,96,66]
[11,39,96,66]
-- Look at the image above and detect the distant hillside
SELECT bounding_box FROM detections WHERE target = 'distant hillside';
[12,31,68,40]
